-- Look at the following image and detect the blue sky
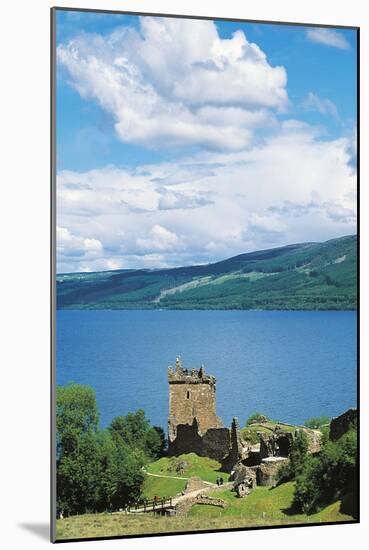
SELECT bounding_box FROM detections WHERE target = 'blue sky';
[55,10,357,273]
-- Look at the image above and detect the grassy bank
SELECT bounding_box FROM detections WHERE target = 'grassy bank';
[147,453,226,482]
[56,481,353,540]
[189,482,351,522]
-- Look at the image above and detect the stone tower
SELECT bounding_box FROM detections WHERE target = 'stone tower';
[168,357,223,444]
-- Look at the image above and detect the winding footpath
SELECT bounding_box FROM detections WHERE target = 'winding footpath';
[142,468,214,485]
[125,470,232,514]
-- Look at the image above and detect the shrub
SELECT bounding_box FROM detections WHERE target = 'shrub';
[293,428,357,514]
[276,430,308,484]
[246,412,270,425]
[304,416,331,429]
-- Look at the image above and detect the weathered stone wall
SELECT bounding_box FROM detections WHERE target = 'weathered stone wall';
[202,428,232,462]
[244,448,261,466]
[175,493,227,515]
[168,419,231,461]
[304,428,322,454]
[329,408,357,441]
[195,495,227,508]
[259,430,294,459]
[168,420,204,456]
[231,463,257,487]
[221,417,245,472]
[257,457,289,487]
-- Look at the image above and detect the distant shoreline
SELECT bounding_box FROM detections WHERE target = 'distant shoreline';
[56,235,357,311]
[57,307,357,312]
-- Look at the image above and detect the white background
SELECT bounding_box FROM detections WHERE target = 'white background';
[0,0,367,548]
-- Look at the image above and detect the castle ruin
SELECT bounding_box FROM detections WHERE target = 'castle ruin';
[168,357,223,438]
[167,357,245,469]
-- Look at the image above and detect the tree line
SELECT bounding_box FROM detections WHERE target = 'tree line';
[56,384,166,517]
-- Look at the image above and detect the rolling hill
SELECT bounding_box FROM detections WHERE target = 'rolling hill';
[56,235,357,310]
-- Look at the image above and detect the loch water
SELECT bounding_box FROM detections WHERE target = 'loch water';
[56,310,357,429]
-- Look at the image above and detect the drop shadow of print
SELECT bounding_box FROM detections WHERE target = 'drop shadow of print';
[18,522,49,541]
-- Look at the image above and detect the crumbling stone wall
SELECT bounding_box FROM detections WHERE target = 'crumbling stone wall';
[259,428,294,459]
[168,418,231,461]
[202,427,232,462]
[329,408,357,441]
[221,417,245,472]
[175,493,227,515]
[231,463,257,487]
[168,419,204,456]
[195,495,227,508]
[257,457,289,486]
[304,428,322,454]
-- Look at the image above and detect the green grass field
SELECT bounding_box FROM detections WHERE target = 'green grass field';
[147,453,226,482]
[56,481,353,541]
[142,453,227,499]
[142,475,186,500]
[188,482,351,523]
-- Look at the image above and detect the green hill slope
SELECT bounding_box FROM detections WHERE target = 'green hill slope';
[57,235,357,310]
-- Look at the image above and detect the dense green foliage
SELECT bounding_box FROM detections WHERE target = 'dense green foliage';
[57,235,357,310]
[110,410,166,459]
[293,428,357,514]
[304,416,331,429]
[56,384,165,516]
[277,431,309,484]
[275,419,357,516]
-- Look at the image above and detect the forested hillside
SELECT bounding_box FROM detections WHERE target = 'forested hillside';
[57,235,357,310]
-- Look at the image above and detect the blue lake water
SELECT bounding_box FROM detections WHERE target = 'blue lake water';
[56,310,357,430]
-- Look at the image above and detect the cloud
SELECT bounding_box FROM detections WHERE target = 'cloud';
[345,128,357,171]
[306,28,350,50]
[56,125,356,273]
[57,17,287,151]
[136,225,183,252]
[57,226,105,272]
[268,200,356,224]
[268,200,320,218]
[57,226,103,256]
[303,92,338,119]
[158,189,214,211]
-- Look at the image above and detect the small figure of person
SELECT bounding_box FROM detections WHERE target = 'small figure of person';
[216,477,220,486]
[220,477,224,485]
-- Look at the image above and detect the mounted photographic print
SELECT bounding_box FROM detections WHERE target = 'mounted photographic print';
[51,7,359,542]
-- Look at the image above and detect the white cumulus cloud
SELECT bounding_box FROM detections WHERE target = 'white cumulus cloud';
[136,225,183,252]
[57,226,104,272]
[57,17,288,151]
